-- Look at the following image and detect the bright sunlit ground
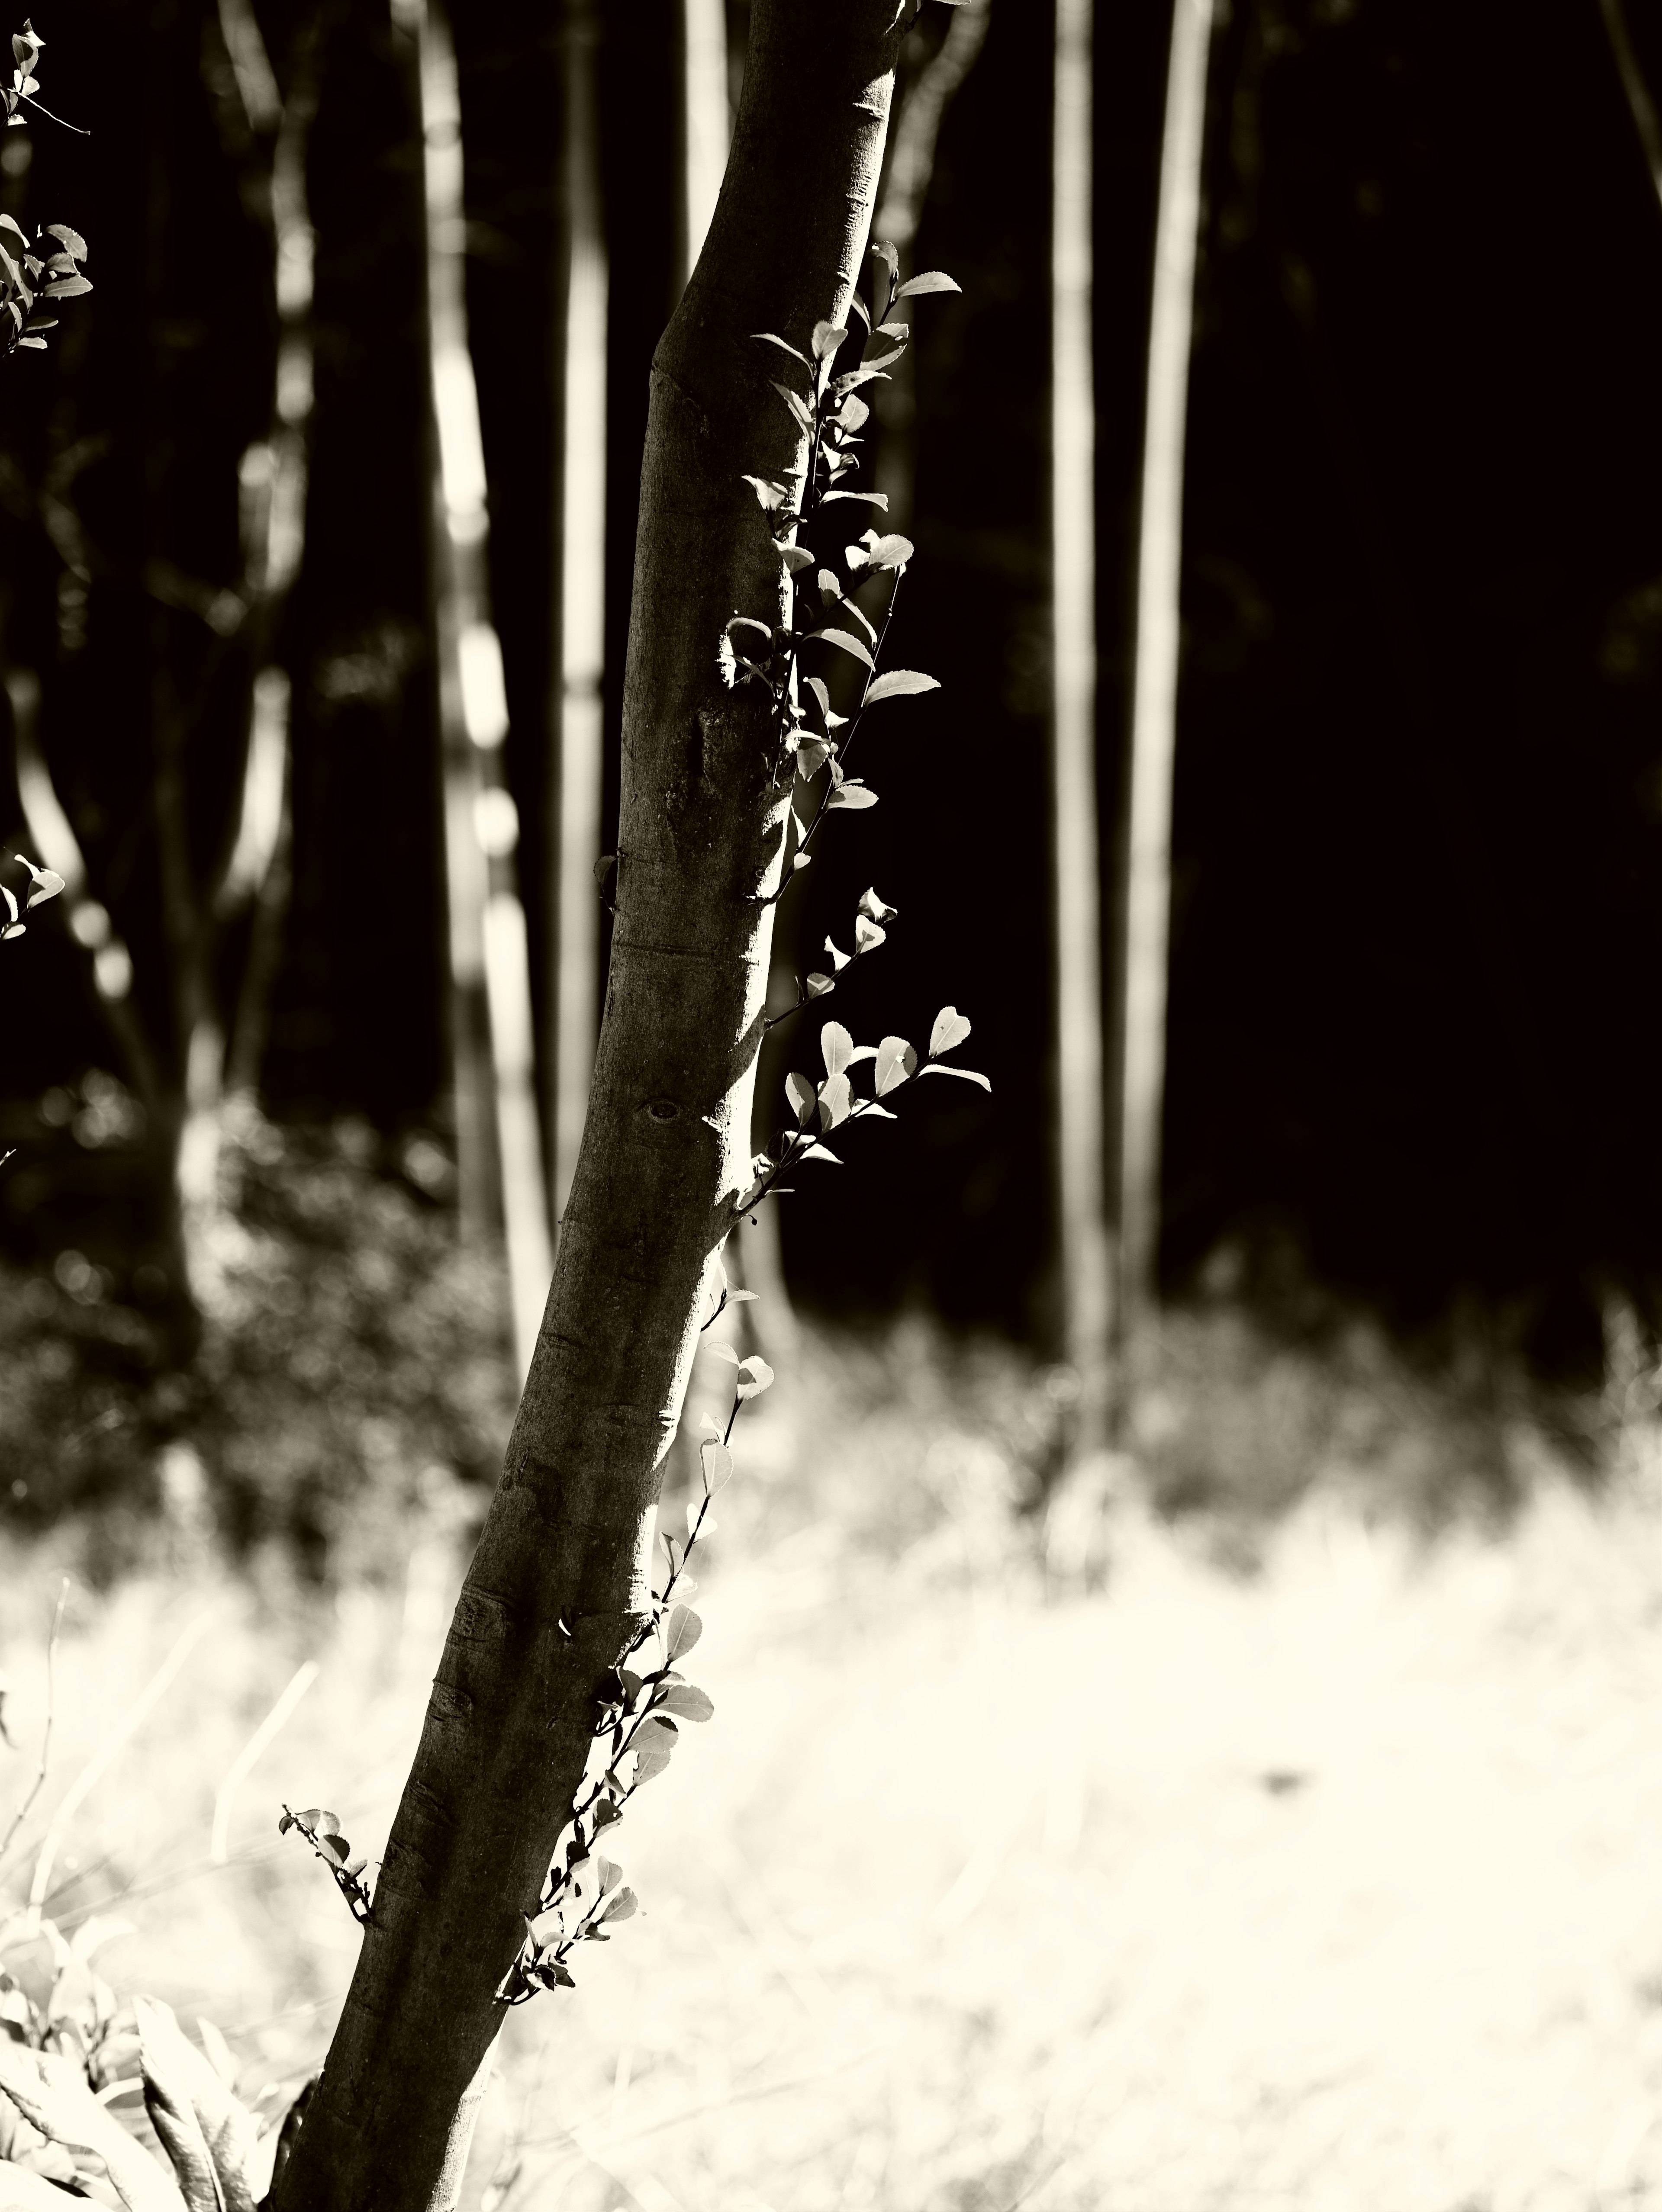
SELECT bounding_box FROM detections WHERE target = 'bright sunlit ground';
[4,1320,1662,2212]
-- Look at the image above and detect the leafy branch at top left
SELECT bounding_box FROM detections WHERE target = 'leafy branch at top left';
[0,22,91,365]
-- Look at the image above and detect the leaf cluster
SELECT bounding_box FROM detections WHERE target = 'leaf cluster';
[275,1804,374,1925]
[0,23,92,367]
[721,245,960,890]
[495,1345,772,2007]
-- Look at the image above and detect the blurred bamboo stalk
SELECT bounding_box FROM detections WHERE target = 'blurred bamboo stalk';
[873,0,989,529]
[552,0,607,1234]
[1114,0,1214,1356]
[1598,0,1662,214]
[1051,0,1111,1428]
[415,0,554,1380]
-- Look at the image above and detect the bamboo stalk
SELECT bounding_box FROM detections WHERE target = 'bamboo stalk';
[1115,0,1214,1352]
[416,0,555,1378]
[1051,0,1111,1418]
[552,0,608,1231]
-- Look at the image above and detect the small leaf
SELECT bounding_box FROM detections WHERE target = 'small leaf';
[917,1064,992,1091]
[858,886,898,922]
[863,534,915,571]
[875,1036,918,1096]
[42,275,90,299]
[854,916,886,954]
[825,781,877,809]
[741,474,789,512]
[44,226,86,261]
[864,669,940,705]
[802,675,832,727]
[786,1071,816,1125]
[736,1357,775,1399]
[930,1006,973,1055]
[770,380,812,432]
[821,1021,854,1079]
[817,566,843,602]
[811,319,847,360]
[795,735,831,778]
[702,1339,741,1365]
[804,972,834,997]
[812,626,873,670]
[818,1071,853,1129]
[700,1440,734,1495]
[820,489,889,509]
[800,1141,842,1164]
[824,935,851,972]
[528,1908,563,1951]
[601,1887,638,1924]
[665,1604,702,1659]
[838,393,870,432]
[752,331,809,366]
[299,1809,340,1837]
[776,543,814,573]
[657,1684,715,1723]
[894,270,961,300]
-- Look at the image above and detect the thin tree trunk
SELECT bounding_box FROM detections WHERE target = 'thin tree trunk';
[1113,0,1213,1357]
[1050,0,1110,1432]
[271,8,905,2209]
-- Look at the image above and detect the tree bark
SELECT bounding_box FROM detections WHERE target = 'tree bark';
[271,8,906,2209]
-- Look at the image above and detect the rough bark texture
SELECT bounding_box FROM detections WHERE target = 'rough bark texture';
[271,8,906,2209]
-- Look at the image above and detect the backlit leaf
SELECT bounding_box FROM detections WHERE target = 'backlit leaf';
[602,1887,638,1924]
[825,936,851,972]
[665,1604,702,1659]
[776,543,814,573]
[863,534,915,571]
[700,1440,734,1494]
[894,270,961,300]
[657,1684,715,1723]
[930,1006,973,1055]
[821,489,889,509]
[821,1022,854,1079]
[786,1071,816,1125]
[875,1036,917,1096]
[741,474,788,512]
[812,626,873,670]
[818,1073,853,1130]
[825,781,877,809]
[864,669,940,705]
[917,1064,991,1091]
[805,971,834,997]
[854,917,886,953]
[736,1357,775,1399]
[811,319,847,360]
[801,1141,841,1163]
[858,886,898,922]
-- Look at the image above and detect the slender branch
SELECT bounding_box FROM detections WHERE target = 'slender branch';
[0,1578,69,1871]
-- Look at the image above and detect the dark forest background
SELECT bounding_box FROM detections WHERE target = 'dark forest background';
[3,0,1662,1433]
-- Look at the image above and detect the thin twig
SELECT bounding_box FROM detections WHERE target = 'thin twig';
[0,1576,69,1870]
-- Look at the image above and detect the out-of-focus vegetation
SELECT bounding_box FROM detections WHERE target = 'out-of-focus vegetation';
[0,1102,512,1581]
[2,1296,1660,2210]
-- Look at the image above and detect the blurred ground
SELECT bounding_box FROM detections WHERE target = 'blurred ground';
[2,1309,1662,2212]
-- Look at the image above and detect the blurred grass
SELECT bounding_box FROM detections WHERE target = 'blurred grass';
[3,1128,1662,2207]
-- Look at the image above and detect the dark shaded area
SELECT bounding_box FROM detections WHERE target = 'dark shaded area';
[1165,0,1662,1374]
[2,0,1662,1387]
